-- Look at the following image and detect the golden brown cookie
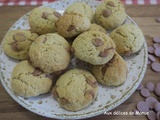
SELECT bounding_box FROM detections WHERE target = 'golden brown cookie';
[2,29,38,60]
[71,31,116,65]
[11,60,52,97]
[64,2,94,22]
[95,0,126,30]
[52,68,98,111]
[92,52,128,86]
[56,13,91,38]
[110,24,144,56]
[29,33,71,73]
[28,7,61,35]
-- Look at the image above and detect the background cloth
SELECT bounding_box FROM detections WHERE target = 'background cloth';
[0,0,160,6]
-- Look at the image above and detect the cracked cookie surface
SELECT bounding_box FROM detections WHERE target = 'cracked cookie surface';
[52,68,98,111]
[2,29,38,60]
[56,13,91,38]
[11,60,52,97]
[92,52,127,86]
[95,0,126,30]
[28,7,61,35]
[64,2,94,22]
[29,33,71,73]
[72,31,116,65]
[110,24,144,56]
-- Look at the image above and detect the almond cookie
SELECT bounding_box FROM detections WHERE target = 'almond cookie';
[28,7,61,35]
[71,31,116,65]
[11,60,52,97]
[110,24,144,56]
[64,2,94,22]
[95,0,126,30]
[2,29,38,60]
[56,13,91,38]
[88,23,107,34]
[52,69,98,111]
[29,33,71,73]
[92,52,128,86]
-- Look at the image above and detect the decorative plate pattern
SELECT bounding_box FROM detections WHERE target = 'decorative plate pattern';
[0,0,148,119]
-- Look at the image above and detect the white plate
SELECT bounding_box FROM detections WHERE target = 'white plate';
[0,0,148,119]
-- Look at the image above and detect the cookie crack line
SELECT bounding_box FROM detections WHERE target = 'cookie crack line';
[129,31,138,45]
[115,31,127,38]
[81,38,97,52]
[13,72,40,93]
[66,78,73,87]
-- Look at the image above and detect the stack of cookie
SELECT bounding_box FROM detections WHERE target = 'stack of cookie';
[2,0,144,112]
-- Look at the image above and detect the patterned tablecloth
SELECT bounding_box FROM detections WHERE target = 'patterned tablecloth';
[0,0,160,6]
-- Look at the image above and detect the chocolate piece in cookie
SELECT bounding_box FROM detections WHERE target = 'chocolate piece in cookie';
[56,13,91,38]
[72,31,116,65]
[28,7,61,35]
[95,0,126,30]
[2,29,38,60]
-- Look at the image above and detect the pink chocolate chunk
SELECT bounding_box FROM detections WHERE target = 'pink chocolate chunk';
[146,82,155,92]
[157,112,160,120]
[147,110,156,120]
[151,62,160,72]
[146,96,158,109]
[148,54,156,62]
[140,88,150,97]
[148,46,155,54]
[137,101,149,112]
[153,43,160,49]
[155,85,160,96]
[154,102,160,112]
[154,49,160,57]
[136,83,144,91]
[153,37,160,43]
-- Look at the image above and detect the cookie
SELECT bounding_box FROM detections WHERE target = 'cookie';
[29,33,71,73]
[88,23,107,34]
[28,7,61,35]
[52,68,98,111]
[11,60,52,97]
[92,52,128,86]
[56,13,91,38]
[2,29,38,60]
[110,24,144,56]
[71,31,116,65]
[95,0,126,30]
[64,2,94,22]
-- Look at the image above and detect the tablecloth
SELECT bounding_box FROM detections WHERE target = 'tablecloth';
[0,0,160,6]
